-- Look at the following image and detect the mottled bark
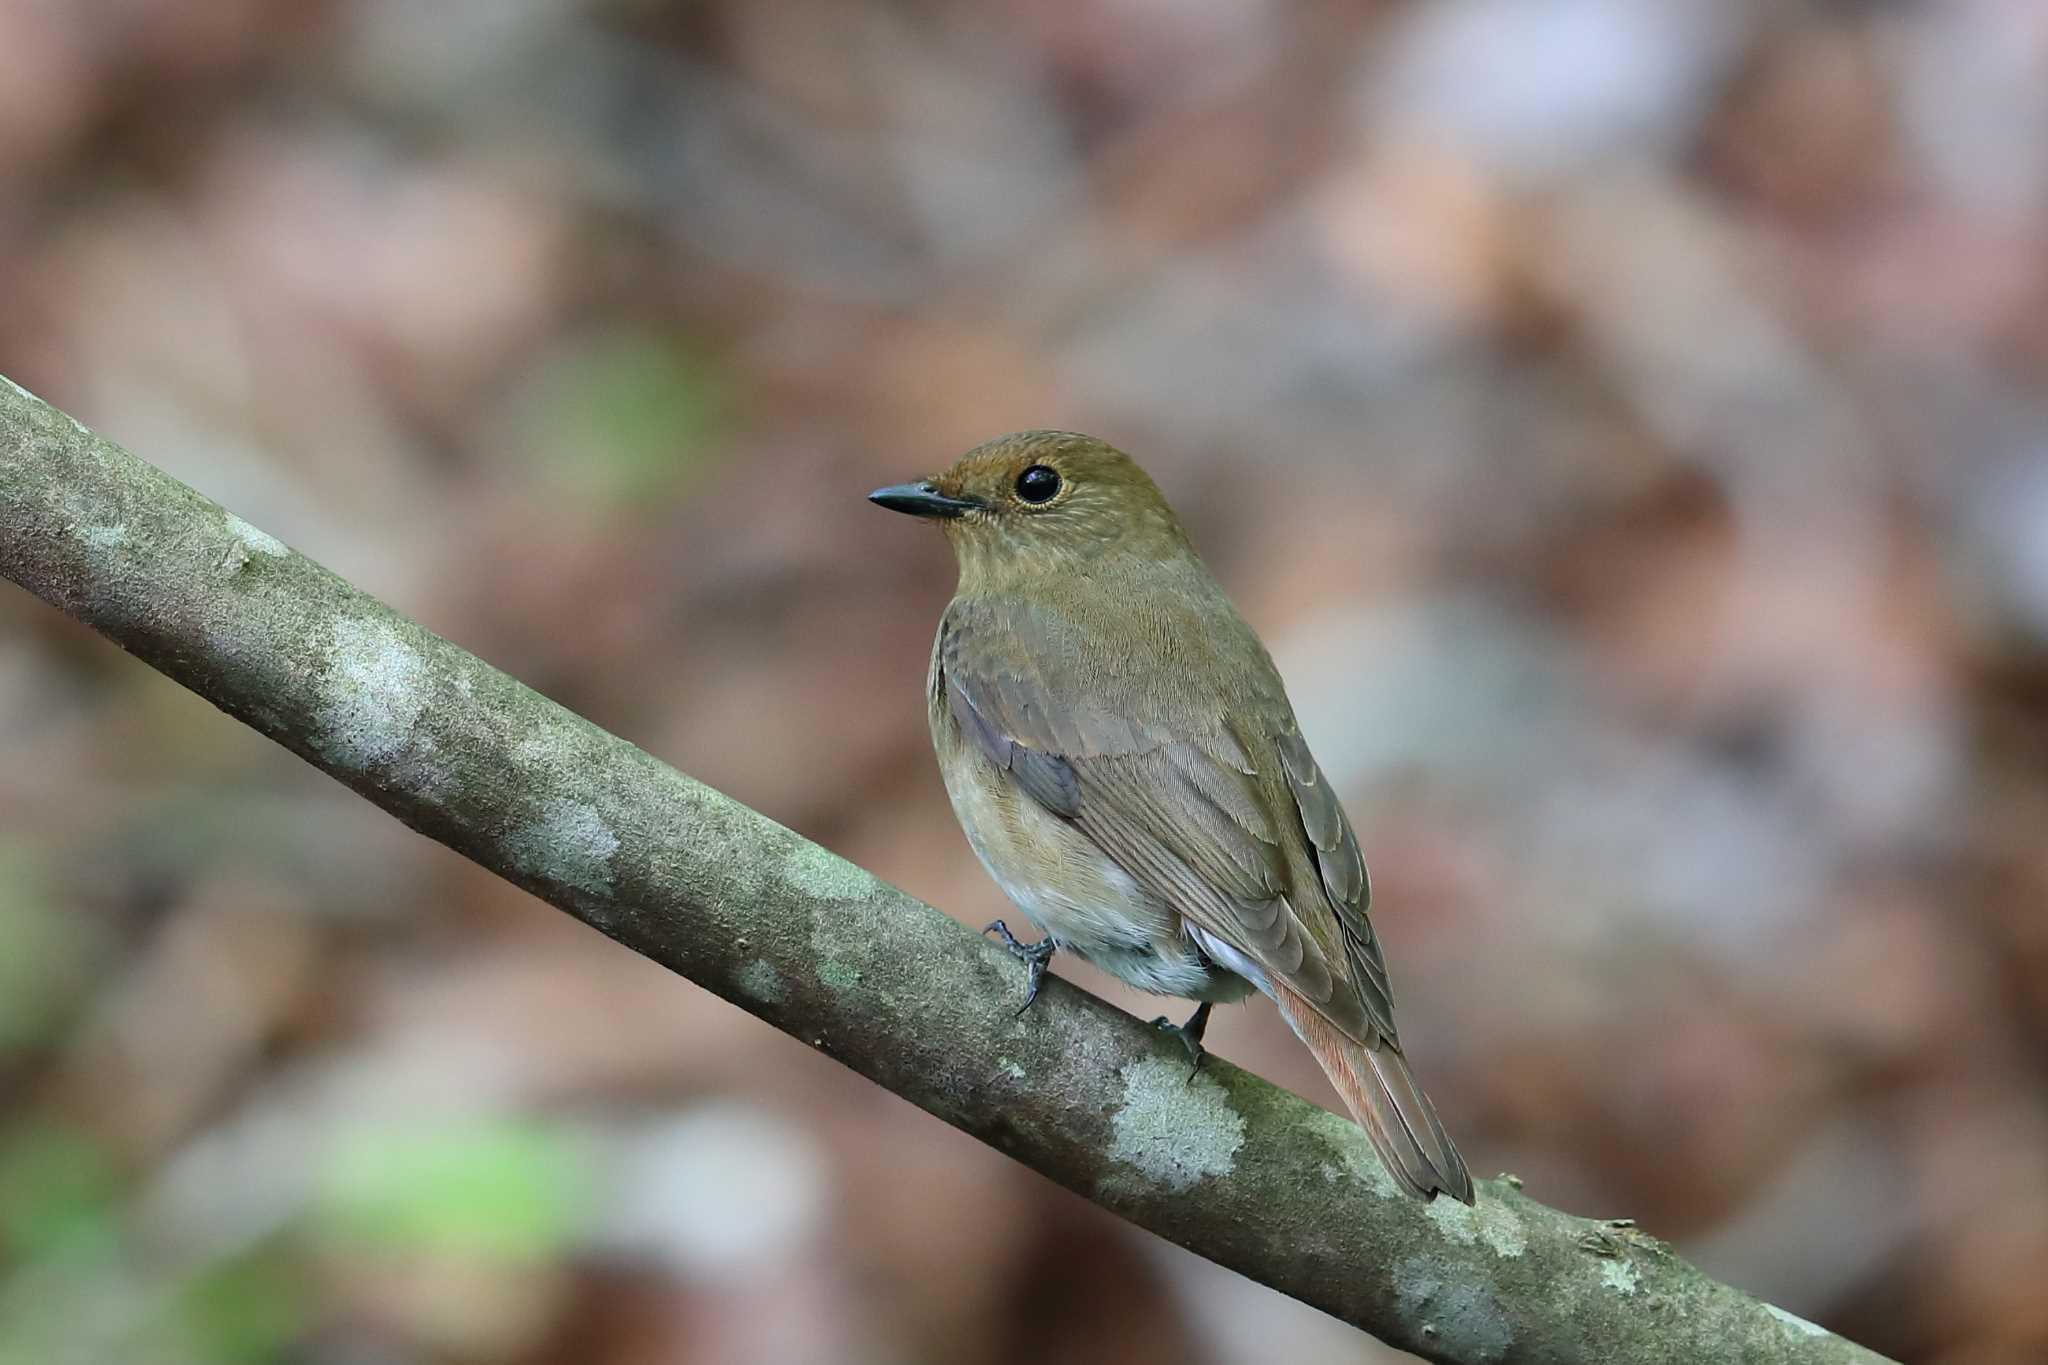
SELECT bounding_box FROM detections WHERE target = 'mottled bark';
[0,375,1896,1365]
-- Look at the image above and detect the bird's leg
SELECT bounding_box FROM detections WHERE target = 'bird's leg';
[1150,1001,1213,1080]
[983,920,1057,1014]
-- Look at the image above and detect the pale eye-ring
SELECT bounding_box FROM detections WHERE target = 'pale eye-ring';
[1015,465,1061,503]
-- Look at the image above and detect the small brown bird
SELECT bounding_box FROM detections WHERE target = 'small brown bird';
[871,431,1474,1203]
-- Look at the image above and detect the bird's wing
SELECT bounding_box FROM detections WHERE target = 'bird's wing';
[939,596,1397,1046]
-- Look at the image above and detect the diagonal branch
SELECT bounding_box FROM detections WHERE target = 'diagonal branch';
[0,374,1894,1365]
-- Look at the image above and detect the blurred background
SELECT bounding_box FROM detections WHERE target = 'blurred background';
[2,1,2046,1362]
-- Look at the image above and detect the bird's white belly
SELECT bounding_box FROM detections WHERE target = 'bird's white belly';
[939,739,1254,1003]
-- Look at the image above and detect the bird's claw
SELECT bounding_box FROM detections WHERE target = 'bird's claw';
[984,920,1057,1015]
[1150,1001,1213,1082]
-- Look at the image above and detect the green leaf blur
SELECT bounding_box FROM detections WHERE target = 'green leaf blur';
[505,328,727,507]
[313,1121,585,1263]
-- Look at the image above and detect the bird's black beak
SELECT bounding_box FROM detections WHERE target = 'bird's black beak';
[867,481,985,519]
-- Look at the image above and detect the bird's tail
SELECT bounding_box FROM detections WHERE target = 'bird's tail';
[1271,982,1474,1204]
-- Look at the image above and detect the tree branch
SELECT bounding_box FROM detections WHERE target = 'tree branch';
[0,374,1894,1365]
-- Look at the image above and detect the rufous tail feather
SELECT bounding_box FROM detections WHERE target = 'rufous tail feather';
[1271,982,1474,1204]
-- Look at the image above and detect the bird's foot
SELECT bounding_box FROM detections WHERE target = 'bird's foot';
[983,920,1057,1014]
[1149,1001,1213,1082]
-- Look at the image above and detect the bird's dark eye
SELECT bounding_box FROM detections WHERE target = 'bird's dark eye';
[1015,465,1061,504]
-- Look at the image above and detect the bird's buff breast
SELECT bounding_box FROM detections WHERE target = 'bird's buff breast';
[931,706,1254,1004]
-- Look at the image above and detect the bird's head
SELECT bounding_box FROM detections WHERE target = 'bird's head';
[868,431,1188,587]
